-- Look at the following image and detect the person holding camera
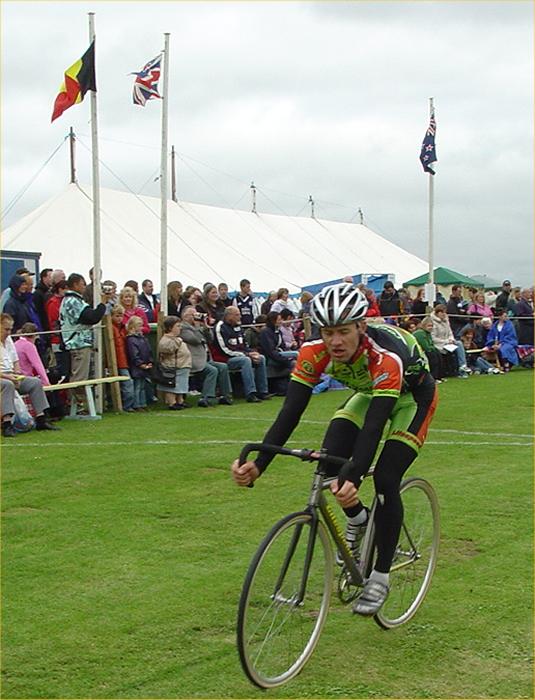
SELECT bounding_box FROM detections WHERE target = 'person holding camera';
[59,273,113,387]
[212,306,270,403]
[180,306,233,406]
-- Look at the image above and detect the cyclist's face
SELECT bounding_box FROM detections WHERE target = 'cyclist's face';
[321,322,363,362]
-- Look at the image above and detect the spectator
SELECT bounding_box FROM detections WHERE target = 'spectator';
[167,281,184,317]
[260,291,277,316]
[298,291,314,318]
[244,314,266,352]
[279,308,299,350]
[196,284,226,326]
[413,316,442,381]
[364,288,381,317]
[484,308,519,372]
[32,268,53,335]
[259,311,298,367]
[495,280,512,313]
[125,316,153,411]
[102,280,118,306]
[460,327,501,375]
[180,306,233,406]
[446,285,469,338]
[59,273,111,391]
[218,282,234,308]
[430,304,471,378]
[378,281,402,318]
[45,280,69,378]
[507,286,521,317]
[82,267,102,304]
[14,322,50,386]
[271,288,290,314]
[411,288,427,317]
[110,305,135,412]
[400,316,419,333]
[485,289,498,309]
[3,275,32,333]
[514,288,534,345]
[467,292,493,319]
[156,315,192,410]
[212,306,270,402]
[233,278,259,327]
[398,287,412,314]
[0,267,35,311]
[119,287,150,335]
[51,269,66,285]
[124,279,139,294]
[342,275,354,284]
[1,313,58,435]
[138,279,160,322]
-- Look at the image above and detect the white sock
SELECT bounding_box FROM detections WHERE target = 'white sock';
[348,508,368,526]
[369,569,389,587]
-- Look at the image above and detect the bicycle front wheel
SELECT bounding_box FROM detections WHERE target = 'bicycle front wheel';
[237,511,333,688]
[374,477,440,629]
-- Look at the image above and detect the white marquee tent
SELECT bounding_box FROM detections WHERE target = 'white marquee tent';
[2,184,428,293]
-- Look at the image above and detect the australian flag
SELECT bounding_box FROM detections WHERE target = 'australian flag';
[419,111,437,175]
[131,55,162,106]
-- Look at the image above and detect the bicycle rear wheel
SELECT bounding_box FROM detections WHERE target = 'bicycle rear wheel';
[237,511,333,688]
[374,477,440,629]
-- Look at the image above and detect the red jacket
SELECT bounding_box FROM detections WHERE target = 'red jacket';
[112,323,130,369]
[45,294,63,344]
[122,307,150,335]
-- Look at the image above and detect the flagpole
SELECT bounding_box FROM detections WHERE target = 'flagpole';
[427,96,435,294]
[160,33,170,316]
[88,12,103,411]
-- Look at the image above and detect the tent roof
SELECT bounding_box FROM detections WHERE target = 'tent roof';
[404,266,481,287]
[3,184,428,293]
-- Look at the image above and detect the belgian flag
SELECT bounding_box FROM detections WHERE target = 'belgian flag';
[51,42,96,122]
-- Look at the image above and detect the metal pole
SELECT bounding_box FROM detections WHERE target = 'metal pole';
[88,13,103,411]
[160,33,170,315]
[69,126,76,183]
[428,97,435,289]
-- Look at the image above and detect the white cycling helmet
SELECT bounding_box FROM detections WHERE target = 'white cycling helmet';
[310,283,368,327]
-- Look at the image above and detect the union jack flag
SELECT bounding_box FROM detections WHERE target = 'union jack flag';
[131,55,162,106]
[419,111,437,175]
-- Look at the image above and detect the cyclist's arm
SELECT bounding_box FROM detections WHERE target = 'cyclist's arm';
[254,380,313,473]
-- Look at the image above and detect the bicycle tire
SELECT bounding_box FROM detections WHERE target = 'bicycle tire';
[372,477,440,629]
[237,511,333,688]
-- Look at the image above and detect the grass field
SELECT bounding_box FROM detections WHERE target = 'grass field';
[1,370,533,699]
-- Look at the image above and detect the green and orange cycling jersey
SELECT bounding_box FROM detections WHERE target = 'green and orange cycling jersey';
[291,323,430,398]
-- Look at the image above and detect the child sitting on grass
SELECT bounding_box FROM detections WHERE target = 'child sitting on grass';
[125,316,153,412]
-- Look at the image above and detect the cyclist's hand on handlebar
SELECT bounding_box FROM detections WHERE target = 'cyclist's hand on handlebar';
[231,459,260,487]
[331,478,359,509]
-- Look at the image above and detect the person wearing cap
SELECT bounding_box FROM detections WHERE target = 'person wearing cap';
[3,275,32,333]
[495,280,512,314]
[0,267,35,311]
[378,281,402,318]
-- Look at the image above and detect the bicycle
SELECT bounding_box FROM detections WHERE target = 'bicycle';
[236,443,440,689]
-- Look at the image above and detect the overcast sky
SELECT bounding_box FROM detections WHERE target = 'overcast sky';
[1,0,533,285]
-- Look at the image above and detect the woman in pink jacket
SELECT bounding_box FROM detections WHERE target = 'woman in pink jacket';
[14,322,50,386]
[119,286,150,335]
[467,292,493,319]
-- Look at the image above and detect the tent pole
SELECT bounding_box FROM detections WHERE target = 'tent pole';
[171,144,177,203]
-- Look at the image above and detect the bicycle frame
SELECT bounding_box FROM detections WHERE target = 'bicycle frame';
[239,443,375,600]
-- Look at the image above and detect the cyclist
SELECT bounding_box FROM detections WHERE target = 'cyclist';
[231,283,438,616]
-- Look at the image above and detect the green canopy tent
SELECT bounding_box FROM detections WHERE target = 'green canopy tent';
[404,266,481,287]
